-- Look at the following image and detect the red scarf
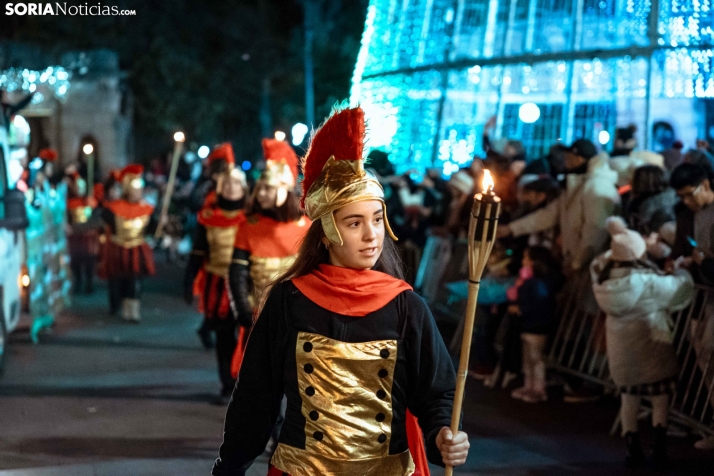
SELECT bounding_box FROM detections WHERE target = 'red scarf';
[292,264,412,316]
[291,264,430,475]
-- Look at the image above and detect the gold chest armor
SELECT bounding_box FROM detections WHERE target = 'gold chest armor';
[249,255,296,302]
[69,206,92,224]
[112,215,149,248]
[204,225,239,278]
[271,332,415,476]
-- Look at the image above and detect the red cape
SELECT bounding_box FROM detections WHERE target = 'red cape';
[293,264,413,316]
[234,214,310,258]
[105,199,154,219]
[292,264,430,476]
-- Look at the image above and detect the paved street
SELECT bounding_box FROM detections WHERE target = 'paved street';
[0,260,712,475]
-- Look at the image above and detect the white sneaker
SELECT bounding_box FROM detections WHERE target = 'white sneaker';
[694,435,714,450]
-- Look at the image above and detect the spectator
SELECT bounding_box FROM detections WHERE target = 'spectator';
[498,139,620,274]
[625,165,677,236]
[523,143,568,178]
[670,163,714,451]
[662,140,684,171]
[508,246,563,403]
[612,124,638,157]
[670,163,714,284]
[591,217,693,468]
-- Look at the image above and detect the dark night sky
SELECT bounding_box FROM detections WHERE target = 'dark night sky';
[0,0,368,161]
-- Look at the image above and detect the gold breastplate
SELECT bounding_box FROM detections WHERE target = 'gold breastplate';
[204,225,239,277]
[112,215,149,248]
[249,255,296,301]
[271,332,415,476]
[70,206,92,224]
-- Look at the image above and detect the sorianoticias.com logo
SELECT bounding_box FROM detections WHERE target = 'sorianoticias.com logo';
[5,3,136,15]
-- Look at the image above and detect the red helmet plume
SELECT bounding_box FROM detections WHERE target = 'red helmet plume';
[300,106,365,207]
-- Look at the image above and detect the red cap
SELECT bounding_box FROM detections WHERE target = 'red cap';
[38,148,58,161]
[207,143,235,165]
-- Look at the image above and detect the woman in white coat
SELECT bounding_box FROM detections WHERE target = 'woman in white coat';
[591,217,693,468]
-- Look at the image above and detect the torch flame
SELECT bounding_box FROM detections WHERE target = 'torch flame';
[482,169,494,192]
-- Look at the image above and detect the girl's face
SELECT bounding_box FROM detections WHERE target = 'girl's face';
[221,173,245,201]
[522,249,533,269]
[324,200,385,271]
[256,183,277,210]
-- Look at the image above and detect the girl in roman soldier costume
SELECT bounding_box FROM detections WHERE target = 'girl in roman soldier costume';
[65,172,101,294]
[101,165,156,322]
[213,107,469,476]
[192,143,234,212]
[184,150,249,402]
[226,138,309,379]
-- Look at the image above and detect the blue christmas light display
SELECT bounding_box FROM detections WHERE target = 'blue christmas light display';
[351,0,714,173]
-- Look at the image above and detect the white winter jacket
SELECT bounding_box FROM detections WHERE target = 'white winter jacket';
[510,154,620,271]
[591,255,694,387]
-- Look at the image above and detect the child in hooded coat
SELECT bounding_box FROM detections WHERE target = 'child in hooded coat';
[591,217,693,468]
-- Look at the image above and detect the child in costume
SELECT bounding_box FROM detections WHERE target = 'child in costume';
[213,107,469,476]
[226,138,309,381]
[184,145,249,402]
[65,171,101,294]
[101,165,156,322]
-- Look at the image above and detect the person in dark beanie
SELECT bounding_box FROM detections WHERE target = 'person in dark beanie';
[612,124,638,157]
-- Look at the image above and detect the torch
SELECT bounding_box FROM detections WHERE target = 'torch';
[83,143,94,201]
[445,169,501,476]
[154,131,185,239]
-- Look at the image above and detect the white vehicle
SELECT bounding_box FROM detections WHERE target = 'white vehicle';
[0,119,28,374]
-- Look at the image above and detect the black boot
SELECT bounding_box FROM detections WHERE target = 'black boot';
[625,432,646,468]
[652,425,669,468]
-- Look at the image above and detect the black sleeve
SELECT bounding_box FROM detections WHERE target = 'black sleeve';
[700,257,714,283]
[227,248,254,327]
[100,207,116,233]
[184,224,208,303]
[404,291,456,467]
[212,284,288,476]
[671,205,694,259]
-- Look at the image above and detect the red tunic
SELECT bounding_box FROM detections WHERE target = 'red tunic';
[102,200,156,279]
[192,206,246,320]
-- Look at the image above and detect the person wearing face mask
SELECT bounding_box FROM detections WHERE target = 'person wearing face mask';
[184,149,249,403]
[101,165,157,322]
[213,107,468,476]
[226,138,308,379]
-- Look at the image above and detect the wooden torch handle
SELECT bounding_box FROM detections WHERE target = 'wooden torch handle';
[154,140,184,239]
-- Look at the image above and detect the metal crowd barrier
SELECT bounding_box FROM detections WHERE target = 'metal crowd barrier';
[546,272,614,389]
[669,284,714,436]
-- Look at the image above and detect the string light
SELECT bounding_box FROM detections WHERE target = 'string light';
[0,67,72,103]
[350,0,714,173]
